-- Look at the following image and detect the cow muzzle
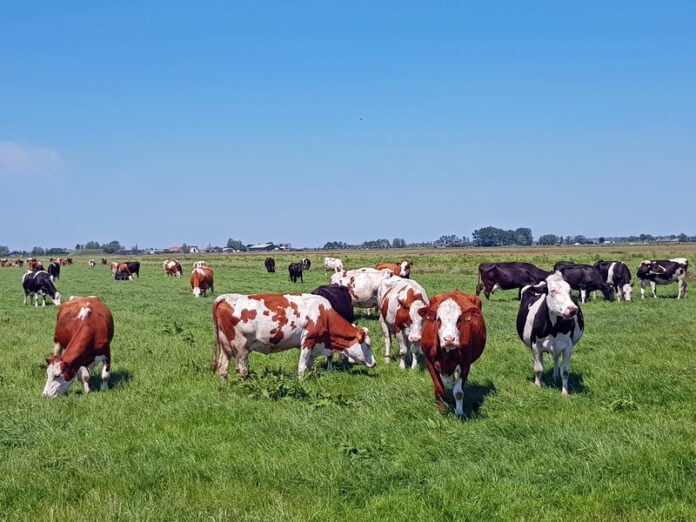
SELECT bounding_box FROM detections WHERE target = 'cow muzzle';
[563,306,578,318]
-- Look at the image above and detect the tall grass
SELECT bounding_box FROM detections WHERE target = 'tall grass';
[1,246,695,520]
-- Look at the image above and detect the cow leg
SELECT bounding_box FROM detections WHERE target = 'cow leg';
[640,280,647,299]
[560,348,572,397]
[234,349,249,378]
[395,330,409,370]
[678,279,687,299]
[380,315,393,364]
[298,348,317,378]
[410,342,421,369]
[580,288,588,303]
[424,358,447,411]
[651,281,657,298]
[531,343,544,387]
[78,366,91,393]
[99,357,111,391]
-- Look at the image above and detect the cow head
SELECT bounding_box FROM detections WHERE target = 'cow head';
[545,272,578,319]
[42,357,76,397]
[406,299,428,344]
[340,327,377,369]
[52,291,63,305]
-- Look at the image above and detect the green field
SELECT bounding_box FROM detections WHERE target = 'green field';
[1,246,695,520]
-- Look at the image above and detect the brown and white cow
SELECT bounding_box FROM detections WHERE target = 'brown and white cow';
[330,267,394,316]
[113,263,133,280]
[418,289,487,416]
[324,256,344,274]
[191,266,214,297]
[164,259,183,277]
[42,296,113,397]
[193,260,207,269]
[376,260,412,278]
[377,276,429,368]
[211,293,376,381]
[88,259,96,269]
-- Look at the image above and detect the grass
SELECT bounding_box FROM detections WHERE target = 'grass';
[1,246,695,520]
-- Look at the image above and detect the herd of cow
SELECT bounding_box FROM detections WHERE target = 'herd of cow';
[10,253,689,415]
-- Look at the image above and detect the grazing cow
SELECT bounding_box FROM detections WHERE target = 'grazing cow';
[164,259,183,277]
[594,260,633,302]
[0,258,10,267]
[211,293,377,381]
[88,259,96,269]
[193,260,207,269]
[377,277,429,369]
[376,260,412,278]
[324,256,344,274]
[516,272,584,396]
[553,261,615,303]
[418,289,486,416]
[191,266,214,297]
[288,262,303,283]
[302,258,311,271]
[125,261,140,278]
[29,259,44,272]
[42,296,113,397]
[22,270,62,306]
[113,263,133,281]
[311,284,355,324]
[330,267,394,315]
[476,262,552,300]
[637,258,688,299]
[101,258,108,265]
[15,259,24,268]
[47,260,61,281]
[265,257,276,273]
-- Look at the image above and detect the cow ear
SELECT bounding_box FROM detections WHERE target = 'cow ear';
[45,357,52,365]
[356,329,365,343]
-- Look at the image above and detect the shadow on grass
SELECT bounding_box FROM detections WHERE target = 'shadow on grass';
[106,370,133,390]
[437,380,497,420]
[528,370,588,395]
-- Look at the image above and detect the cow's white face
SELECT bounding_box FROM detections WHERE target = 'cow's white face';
[545,272,578,318]
[341,328,377,368]
[622,283,633,302]
[52,292,62,306]
[42,360,74,397]
[193,287,201,297]
[435,298,462,349]
[407,300,428,344]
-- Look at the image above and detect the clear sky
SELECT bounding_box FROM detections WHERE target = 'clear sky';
[2,2,694,251]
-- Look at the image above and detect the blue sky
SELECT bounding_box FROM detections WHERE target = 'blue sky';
[2,2,694,251]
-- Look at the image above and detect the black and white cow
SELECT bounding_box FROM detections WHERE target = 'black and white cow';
[636,258,688,299]
[125,261,140,278]
[516,272,584,396]
[476,262,551,300]
[264,257,276,273]
[288,262,303,283]
[22,270,63,307]
[47,261,61,281]
[553,261,615,303]
[594,260,633,302]
[301,258,311,271]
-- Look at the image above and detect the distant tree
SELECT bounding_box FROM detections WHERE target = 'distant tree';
[639,233,654,242]
[31,246,46,256]
[678,233,689,242]
[513,227,533,246]
[0,245,9,256]
[473,226,511,247]
[47,247,69,256]
[85,240,101,250]
[132,244,139,253]
[75,243,82,251]
[103,240,121,254]
[537,234,559,246]
[323,241,348,250]
[181,243,190,254]
[392,238,407,248]
[362,239,391,249]
[598,237,605,244]
[226,238,245,251]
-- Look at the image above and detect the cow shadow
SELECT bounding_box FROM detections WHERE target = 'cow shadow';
[102,370,133,391]
[437,380,497,419]
[530,370,587,395]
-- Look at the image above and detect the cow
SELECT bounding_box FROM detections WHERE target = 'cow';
[42,296,113,398]
[302,258,311,271]
[289,262,303,283]
[113,263,133,281]
[594,260,633,302]
[324,257,344,274]
[22,270,62,306]
[110,262,118,278]
[15,259,24,268]
[47,260,61,281]
[377,276,429,369]
[101,258,108,265]
[553,261,615,303]
[191,266,214,297]
[28,259,44,272]
[311,284,355,324]
[265,257,276,273]
[164,259,183,277]
[637,258,688,299]
[516,272,584,396]
[211,293,377,381]
[88,259,96,269]
[476,262,552,300]
[125,261,140,278]
[417,289,486,416]
[0,258,10,267]
[192,260,207,269]
[330,267,394,316]
[376,260,412,278]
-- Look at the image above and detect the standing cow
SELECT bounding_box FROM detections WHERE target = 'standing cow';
[42,296,113,397]
[264,257,276,273]
[324,257,344,274]
[330,267,394,316]
[376,260,412,278]
[211,293,377,381]
[377,276,429,368]
[191,266,215,297]
[516,272,584,396]
[418,289,486,416]
[22,270,62,306]
[594,260,633,302]
[288,262,303,283]
[637,258,688,299]
[164,259,183,277]
[553,261,615,303]
[476,262,551,300]
[88,259,96,269]
[301,258,311,271]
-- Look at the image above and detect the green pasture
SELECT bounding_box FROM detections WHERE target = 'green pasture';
[1,246,695,520]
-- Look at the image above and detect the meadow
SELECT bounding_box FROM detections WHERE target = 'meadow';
[1,246,695,521]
